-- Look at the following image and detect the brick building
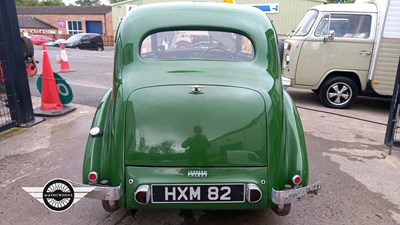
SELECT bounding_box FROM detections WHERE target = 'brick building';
[17,16,57,36]
[17,6,113,44]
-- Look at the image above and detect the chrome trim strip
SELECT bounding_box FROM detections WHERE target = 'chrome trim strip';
[68,180,121,201]
[271,181,321,205]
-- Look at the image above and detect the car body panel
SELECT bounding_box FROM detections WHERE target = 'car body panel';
[30,35,54,45]
[64,33,104,51]
[125,166,268,209]
[82,2,316,212]
[45,38,66,47]
[125,84,267,167]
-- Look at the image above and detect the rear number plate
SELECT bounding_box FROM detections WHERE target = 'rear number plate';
[152,184,245,203]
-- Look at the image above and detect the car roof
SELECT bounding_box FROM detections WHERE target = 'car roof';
[73,33,101,36]
[118,2,272,43]
[31,34,51,38]
[311,2,377,13]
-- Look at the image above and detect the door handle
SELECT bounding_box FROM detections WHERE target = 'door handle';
[359,51,371,56]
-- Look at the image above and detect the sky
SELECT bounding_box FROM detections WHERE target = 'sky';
[62,0,110,6]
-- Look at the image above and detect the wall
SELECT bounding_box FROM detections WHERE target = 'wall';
[111,0,326,35]
[18,12,114,45]
[18,13,113,36]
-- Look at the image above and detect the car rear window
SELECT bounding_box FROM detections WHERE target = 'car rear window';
[140,30,255,62]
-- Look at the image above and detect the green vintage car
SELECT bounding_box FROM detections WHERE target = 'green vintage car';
[77,2,320,216]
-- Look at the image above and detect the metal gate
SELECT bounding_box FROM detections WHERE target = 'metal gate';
[0,61,17,132]
[385,57,400,154]
[0,0,36,132]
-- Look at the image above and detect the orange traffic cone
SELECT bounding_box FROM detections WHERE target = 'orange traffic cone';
[59,43,74,72]
[40,44,63,111]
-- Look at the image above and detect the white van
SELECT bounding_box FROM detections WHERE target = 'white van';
[281,0,400,108]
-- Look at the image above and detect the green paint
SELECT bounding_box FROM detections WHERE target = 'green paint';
[83,2,308,210]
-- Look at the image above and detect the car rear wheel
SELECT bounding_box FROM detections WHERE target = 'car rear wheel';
[319,76,358,109]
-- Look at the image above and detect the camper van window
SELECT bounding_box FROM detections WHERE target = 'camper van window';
[315,14,371,38]
[293,10,318,36]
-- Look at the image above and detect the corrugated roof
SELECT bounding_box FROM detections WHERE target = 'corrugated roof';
[17,16,57,29]
[17,6,111,14]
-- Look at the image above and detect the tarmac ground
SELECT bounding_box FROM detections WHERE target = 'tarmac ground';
[0,81,399,224]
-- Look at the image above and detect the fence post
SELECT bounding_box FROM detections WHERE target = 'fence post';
[0,0,35,127]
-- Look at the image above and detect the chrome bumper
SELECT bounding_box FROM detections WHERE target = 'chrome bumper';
[68,180,121,201]
[271,181,321,205]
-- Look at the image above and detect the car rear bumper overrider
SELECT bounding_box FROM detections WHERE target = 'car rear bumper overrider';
[271,181,321,205]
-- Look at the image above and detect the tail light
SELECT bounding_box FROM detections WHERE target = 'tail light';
[246,183,262,203]
[134,185,150,205]
[88,171,98,184]
[292,175,302,186]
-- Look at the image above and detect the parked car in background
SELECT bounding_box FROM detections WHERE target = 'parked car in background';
[29,35,54,45]
[74,2,320,216]
[63,33,104,51]
[45,38,66,47]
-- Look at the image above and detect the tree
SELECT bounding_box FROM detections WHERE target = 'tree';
[38,0,65,6]
[109,0,125,3]
[75,0,101,6]
[15,0,65,6]
[16,0,39,6]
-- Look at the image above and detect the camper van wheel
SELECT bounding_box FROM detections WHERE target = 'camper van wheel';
[319,76,358,109]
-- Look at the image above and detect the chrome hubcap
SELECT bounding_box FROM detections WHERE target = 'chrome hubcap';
[326,82,352,106]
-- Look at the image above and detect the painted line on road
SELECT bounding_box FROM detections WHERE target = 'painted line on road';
[67,81,111,90]
[297,105,386,126]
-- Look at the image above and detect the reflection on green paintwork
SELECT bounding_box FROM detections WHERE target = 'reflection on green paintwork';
[125,85,267,167]
[182,125,211,165]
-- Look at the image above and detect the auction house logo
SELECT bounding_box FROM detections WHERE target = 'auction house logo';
[22,178,94,212]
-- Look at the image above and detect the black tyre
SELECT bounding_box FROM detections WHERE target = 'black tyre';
[21,37,34,58]
[319,76,358,109]
[278,39,284,63]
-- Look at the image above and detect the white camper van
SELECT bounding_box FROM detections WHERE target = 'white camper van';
[281,0,400,108]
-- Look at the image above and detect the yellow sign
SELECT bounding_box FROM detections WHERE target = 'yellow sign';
[224,0,236,3]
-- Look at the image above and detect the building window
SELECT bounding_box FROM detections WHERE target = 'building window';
[40,30,45,33]
[31,29,36,33]
[67,21,82,35]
